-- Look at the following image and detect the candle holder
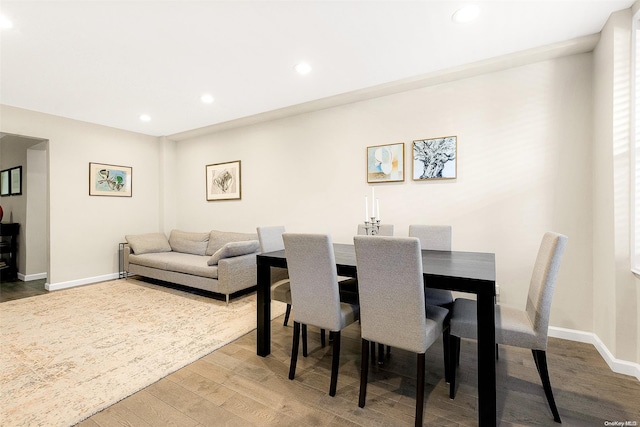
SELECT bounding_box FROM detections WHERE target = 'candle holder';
[364,217,381,235]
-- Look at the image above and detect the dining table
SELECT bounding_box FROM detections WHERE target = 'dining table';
[256,243,497,427]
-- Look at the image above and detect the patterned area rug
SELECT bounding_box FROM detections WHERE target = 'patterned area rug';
[0,279,286,427]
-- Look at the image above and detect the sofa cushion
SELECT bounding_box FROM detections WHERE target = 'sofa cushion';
[165,253,219,279]
[126,233,171,255]
[208,240,260,266]
[130,252,218,279]
[128,252,174,270]
[169,230,210,255]
[206,230,259,256]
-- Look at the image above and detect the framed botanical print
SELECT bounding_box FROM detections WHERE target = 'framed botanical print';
[206,160,241,201]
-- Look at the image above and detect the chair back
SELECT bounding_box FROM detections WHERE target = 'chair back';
[525,232,568,338]
[353,236,430,353]
[282,233,343,331]
[256,226,286,253]
[408,225,451,251]
[356,223,394,236]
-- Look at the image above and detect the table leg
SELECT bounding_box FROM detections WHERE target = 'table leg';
[257,262,272,356]
[476,288,497,427]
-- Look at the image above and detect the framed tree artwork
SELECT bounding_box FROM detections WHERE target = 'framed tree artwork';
[206,160,241,201]
[412,136,457,180]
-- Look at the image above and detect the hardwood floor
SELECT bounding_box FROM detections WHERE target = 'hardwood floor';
[3,282,638,426]
[71,295,640,427]
[0,278,47,302]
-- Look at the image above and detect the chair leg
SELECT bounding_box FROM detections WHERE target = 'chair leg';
[302,324,308,357]
[358,338,370,408]
[329,331,341,396]
[532,350,562,423]
[443,326,451,383]
[377,343,385,365]
[321,329,326,347]
[415,353,426,427]
[449,335,460,399]
[283,304,292,326]
[370,341,376,364]
[496,343,499,360]
[289,321,301,380]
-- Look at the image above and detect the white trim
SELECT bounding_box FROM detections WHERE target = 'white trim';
[631,9,640,273]
[549,326,640,380]
[45,273,119,291]
[17,272,47,281]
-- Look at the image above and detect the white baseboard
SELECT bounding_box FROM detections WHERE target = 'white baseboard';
[17,272,48,281]
[45,273,120,291]
[549,326,640,380]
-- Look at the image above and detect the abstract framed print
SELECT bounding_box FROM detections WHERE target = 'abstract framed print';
[367,143,404,183]
[89,162,132,197]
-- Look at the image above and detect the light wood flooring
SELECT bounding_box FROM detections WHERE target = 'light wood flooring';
[4,281,639,426]
[74,290,640,426]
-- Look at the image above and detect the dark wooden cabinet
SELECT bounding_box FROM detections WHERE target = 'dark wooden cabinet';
[0,223,19,281]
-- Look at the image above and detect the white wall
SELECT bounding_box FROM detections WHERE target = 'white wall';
[173,53,594,334]
[593,8,640,365]
[25,143,48,277]
[0,106,162,288]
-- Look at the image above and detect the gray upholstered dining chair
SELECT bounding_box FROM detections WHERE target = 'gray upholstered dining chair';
[356,223,395,362]
[282,233,360,397]
[408,225,454,309]
[256,226,293,326]
[354,235,449,427]
[357,223,394,236]
[448,231,568,423]
[408,224,454,381]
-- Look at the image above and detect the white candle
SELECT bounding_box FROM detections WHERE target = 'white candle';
[371,188,375,218]
[365,196,369,221]
[376,199,380,220]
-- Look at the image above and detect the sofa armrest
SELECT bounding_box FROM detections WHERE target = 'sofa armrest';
[124,245,131,271]
[217,252,257,295]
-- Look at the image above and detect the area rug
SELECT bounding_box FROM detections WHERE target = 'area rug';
[0,279,286,427]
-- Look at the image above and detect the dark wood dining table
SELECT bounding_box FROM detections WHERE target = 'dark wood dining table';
[256,243,497,427]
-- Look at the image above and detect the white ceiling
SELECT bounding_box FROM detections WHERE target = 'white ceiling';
[0,0,634,137]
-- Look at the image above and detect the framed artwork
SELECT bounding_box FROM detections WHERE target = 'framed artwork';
[10,166,22,195]
[412,136,457,180]
[367,143,404,183]
[206,160,241,201]
[89,162,132,197]
[0,169,9,196]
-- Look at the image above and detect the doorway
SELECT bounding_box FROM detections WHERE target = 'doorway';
[0,133,49,292]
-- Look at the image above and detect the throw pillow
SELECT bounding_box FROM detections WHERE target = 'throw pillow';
[207,240,260,266]
[125,233,171,255]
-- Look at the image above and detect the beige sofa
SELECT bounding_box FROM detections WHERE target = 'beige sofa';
[124,229,260,303]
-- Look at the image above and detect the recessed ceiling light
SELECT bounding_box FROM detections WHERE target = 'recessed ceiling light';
[139,114,151,122]
[201,94,214,104]
[452,5,480,23]
[0,14,13,30]
[294,62,312,75]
